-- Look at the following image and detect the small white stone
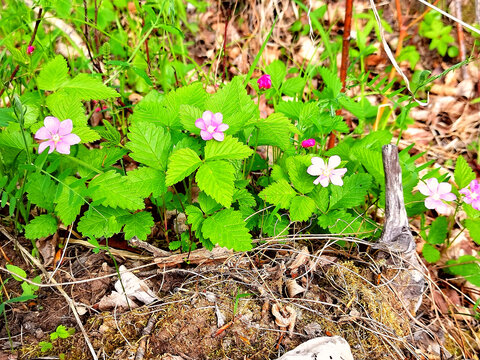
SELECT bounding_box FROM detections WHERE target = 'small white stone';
[276,336,354,360]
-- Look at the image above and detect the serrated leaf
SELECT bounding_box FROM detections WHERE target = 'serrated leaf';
[46,93,86,127]
[446,255,480,286]
[89,170,145,210]
[329,173,372,210]
[286,156,315,194]
[126,122,172,170]
[255,113,298,151]
[465,219,480,245]
[455,156,475,189]
[123,211,154,240]
[233,188,256,208]
[198,192,222,215]
[266,60,286,89]
[77,206,129,238]
[427,216,448,245]
[282,77,305,96]
[126,167,166,198]
[422,243,441,263]
[318,67,342,97]
[308,185,329,213]
[196,161,235,207]
[25,214,58,240]
[201,209,252,251]
[37,55,69,91]
[26,173,57,212]
[259,179,296,208]
[299,102,319,127]
[185,205,204,232]
[276,100,303,120]
[204,135,253,161]
[179,104,203,134]
[354,147,384,184]
[289,196,316,222]
[54,177,87,225]
[62,74,119,101]
[165,148,202,186]
[97,121,121,146]
[271,164,289,182]
[73,126,101,143]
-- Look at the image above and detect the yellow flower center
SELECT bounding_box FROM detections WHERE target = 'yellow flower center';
[207,125,216,133]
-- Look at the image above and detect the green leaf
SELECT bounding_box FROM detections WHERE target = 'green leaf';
[77,206,129,238]
[204,135,253,161]
[165,148,202,186]
[233,188,256,208]
[185,205,205,232]
[255,113,298,151]
[37,55,69,91]
[201,209,252,251]
[126,167,166,198]
[465,219,480,245]
[299,102,319,127]
[282,77,306,96]
[26,173,57,212]
[318,67,342,97]
[196,161,235,207]
[179,104,203,134]
[46,94,86,127]
[422,243,441,263]
[198,192,222,215]
[88,170,145,210]
[454,156,475,189]
[265,60,286,90]
[61,74,119,101]
[25,214,58,240]
[289,195,316,222]
[259,179,296,208]
[286,156,315,194]
[54,177,87,225]
[126,122,172,170]
[6,264,27,282]
[354,147,384,185]
[73,126,101,143]
[276,100,303,120]
[123,211,154,240]
[427,216,448,245]
[308,185,329,213]
[329,173,372,210]
[446,255,480,287]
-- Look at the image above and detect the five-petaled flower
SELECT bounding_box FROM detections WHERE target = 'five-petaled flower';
[35,116,81,154]
[460,179,480,210]
[257,74,272,90]
[418,177,456,214]
[27,45,35,55]
[301,139,316,148]
[195,111,229,141]
[307,155,347,187]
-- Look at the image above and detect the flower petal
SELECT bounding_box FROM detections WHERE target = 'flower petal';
[195,118,206,130]
[200,130,213,140]
[425,177,439,193]
[459,187,470,196]
[327,155,341,169]
[313,176,321,185]
[56,141,71,154]
[440,192,456,201]
[319,175,330,187]
[212,131,225,142]
[58,119,73,135]
[472,199,480,211]
[437,182,452,195]
[44,116,60,133]
[332,168,347,177]
[61,133,81,145]
[330,174,344,186]
[417,181,432,196]
[211,112,223,126]
[202,111,213,126]
[217,123,229,132]
[38,141,53,154]
[307,164,322,176]
[310,157,325,168]
[425,197,442,210]
[35,126,52,140]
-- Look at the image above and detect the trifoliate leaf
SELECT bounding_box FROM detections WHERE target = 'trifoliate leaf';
[126,122,172,170]
[26,173,57,212]
[329,173,372,210]
[88,170,145,210]
[289,195,316,222]
[255,113,298,151]
[126,167,166,198]
[54,177,87,225]
[165,148,202,186]
[77,206,129,238]
[258,179,296,208]
[123,211,154,240]
[37,55,69,91]
[196,160,235,208]
[422,243,441,263]
[427,216,448,245]
[465,219,480,245]
[286,156,315,194]
[62,74,119,101]
[455,156,475,189]
[204,135,253,161]
[25,214,58,240]
[202,209,252,251]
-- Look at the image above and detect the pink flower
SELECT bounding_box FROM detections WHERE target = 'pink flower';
[460,179,480,210]
[195,111,229,141]
[257,74,272,90]
[418,178,456,214]
[307,155,347,187]
[27,45,35,55]
[35,116,81,154]
[301,139,316,148]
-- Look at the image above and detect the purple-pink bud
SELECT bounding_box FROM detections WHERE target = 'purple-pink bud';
[301,139,316,148]
[257,74,272,90]
[27,45,35,55]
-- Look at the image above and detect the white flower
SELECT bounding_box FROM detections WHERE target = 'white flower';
[307,155,347,187]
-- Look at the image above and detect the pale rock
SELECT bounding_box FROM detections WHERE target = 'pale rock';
[276,336,354,360]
